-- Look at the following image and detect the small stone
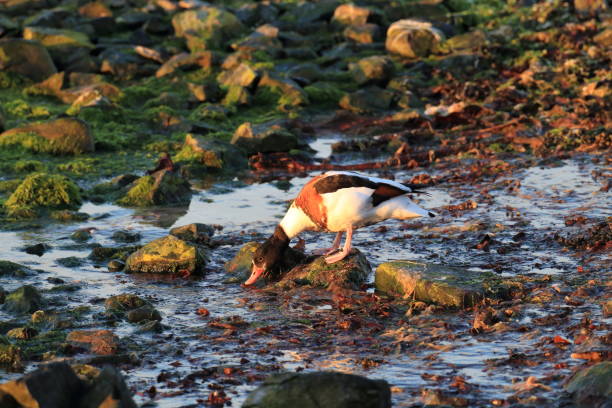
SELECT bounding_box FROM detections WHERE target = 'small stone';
[231,120,301,155]
[332,4,372,25]
[71,228,94,242]
[111,230,141,243]
[339,86,394,113]
[24,243,50,256]
[343,24,381,44]
[217,63,259,88]
[174,134,247,171]
[6,327,38,340]
[125,235,208,275]
[107,259,125,272]
[105,294,149,315]
[126,305,162,323]
[170,223,215,244]
[349,55,395,85]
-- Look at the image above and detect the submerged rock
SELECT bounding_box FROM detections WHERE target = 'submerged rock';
[125,235,208,275]
[279,249,371,290]
[3,285,44,314]
[565,362,611,408]
[107,259,125,272]
[243,371,391,408]
[375,261,508,308]
[0,260,34,278]
[0,38,57,82]
[0,117,94,155]
[111,230,141,243]
[385,19,444,58]
[24,243,50,256]
[66,329,119,355]
[117,169,191,207]
[170,223,215,245]
[105,293,149,315]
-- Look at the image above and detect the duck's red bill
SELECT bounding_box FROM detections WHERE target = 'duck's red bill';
[244,266,265,286]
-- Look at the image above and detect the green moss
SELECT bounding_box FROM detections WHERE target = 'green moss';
[4,99,50,119]
[57,158,99,175]
[0,344,22,370]
[4,173,81,217]
[14,159,45,172]
[0,71,29,89]
[0,179,22,193]
[0,132,56,154]
[304,82,345,105]
[116,175,155,206]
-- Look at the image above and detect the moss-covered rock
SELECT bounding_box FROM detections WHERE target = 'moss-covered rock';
[343,24,381,44]
[126,305,162,323]
[222,85,252,106]
[217,63,258,88]
[0,117,94,155]
[304,82,345,105]
[111,230,141,243]
[385,19,444,58]
[172,6,246,51]
[170,223,215,245]
[224,241,259,280]
[243,371,391,408]
[0,344,22,371]
[22,26,94,69]
[279,249,371,290]
[375,261,510,308]
[349,55,395,85]
[3,285,44,314]
[88,245,141,262]
[339,86,394,113]
[6,327,38,340]
[117,169,191,207]
[565,362,611,408]
[104,293,149,315]
[257,72,309,109]
[0,38,57,82]
[0,260,34,278]
[4,173,81,218]
[175,133,247,171]
[231,120,301,155]
[125,235,208,275]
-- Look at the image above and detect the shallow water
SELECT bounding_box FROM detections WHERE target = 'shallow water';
[0,149,609,406]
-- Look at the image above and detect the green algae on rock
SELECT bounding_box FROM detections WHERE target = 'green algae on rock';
[243,371,391,408]
[339,86,394,113]
[565,362,612,408]
[174,133,247,172]
[0,117,94,155]
[0,344,22,371]
[125,235,208,275]
[0,260,34,278]
[375,261,509,308]
[0,39,57,82]
[4,173,81,218]
[349,55,395,85]
[104,293,149,315]
[117,169,191,207]
[231,120,301,155]
[172,5,246,51]
[3,285,44,314]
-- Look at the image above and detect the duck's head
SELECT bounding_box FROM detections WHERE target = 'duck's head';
[244,226,289,286]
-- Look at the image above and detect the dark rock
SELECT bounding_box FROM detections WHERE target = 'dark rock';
[107,259,125,272]
[349,55,395,85]
[24,243,50,256]
[66,329,119,355]
[3,285,44,314]
[126,305,161,323]
[174,134,247,171]
[6,327,38,340]
[223,85,252,106]
[287,63,323,85]
[187,81,221,102]
[0,362,79,403]
[79,366,137,408]
[232,29,283,58]
[0,260,34,278]
[339,86,394,113]
[125,235,208,275]
[156,51,215,78]
[56,256,85,268]
[105,293,149,315]
[22,26,94,69]
[243,371,391,408]
[172,6,246,51]
[0,39,57,82]
[170,223,215,245]
[88,245,140,262]
[111,230,141,243]
[117,169,192,207]
[375,261,510,308]
[565,362,611,407]
[257,72,309,108]
[71,228,95,242]
[231,120,301,155]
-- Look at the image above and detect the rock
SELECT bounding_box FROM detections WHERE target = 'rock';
[349,55,395,85]
[217,63,258,88]
[174,133,247,171]
[0,260,34,278]
[304,82,345,105]
[287,63,323,85]
[22,27,94,69]
[385,19,444,58]
[79,366,137,408]
[51,210,89,222]
[0,117,94,155]
[172,6,246,51]
[187,81,221,102]
[156,51,215,78]
[243,371,391,408]
[126,305,161,323]
[170,223,215,245]
[375,261,510,308]
[343,23,381,44]
[105,293,149,316]
[232,30,283,57]
[565,362,611,407]
[125,235,208,275]
[78,1,113,18]
[594,28,612,48]
[0,344,22,370]
[603,300,612,318]
[117,169,191,207]
[111,230,141,243]
[332,4,372,25]
[66,329,119,355]
[89,245,140,262]
[0,362,79,403]
[0,39,57,82]
[24,243,50,256]
[223,85,252,106]
[257,72,309,109]
[107,259,125,272]
[280,249,371,290]
[3,173,81,218]
[6,327,38,340]
[447,30,487,52]
[71,228,94,241]
[231,120,301,155]
[56,256,85,268]
[3,285,44,314]
[574,0,608,15]
[134,320,162,333]
[339,86,394,113]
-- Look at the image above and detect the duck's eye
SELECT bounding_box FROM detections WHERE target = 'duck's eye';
[255,256,264,263]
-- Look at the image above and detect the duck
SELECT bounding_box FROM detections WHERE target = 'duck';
[244,171,435,286]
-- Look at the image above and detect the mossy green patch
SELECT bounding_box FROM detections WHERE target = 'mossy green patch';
[117,170,191,207]
[13,159,45,172]
[125,235,208,275]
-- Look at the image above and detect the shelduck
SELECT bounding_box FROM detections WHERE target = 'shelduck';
[244,171,435,286]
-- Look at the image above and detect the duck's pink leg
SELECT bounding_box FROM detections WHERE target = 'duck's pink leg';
[325,226,353,264]
[313,231,343,255]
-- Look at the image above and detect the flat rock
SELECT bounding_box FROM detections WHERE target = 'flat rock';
[565,362,611,408]
[66,329,119,355]
[243,371,391,408]
[375,261,507,308]
[125,235,208,275]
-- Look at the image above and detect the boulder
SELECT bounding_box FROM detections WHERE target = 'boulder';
[156,51,215,78]
[339,86,394,113]
[565,362,611,407]
[217,63,258,87]
[332,4,372,25]
[170,223,215,245]
[231,120,301,155]
[66,329,119,355]
[174,133,247,171]
[4,173,81,218]
[279,249,371,290]
[375,261,509,308]
[3,285,44,314]
[385,19,444,58]
[0,362,79,405]
[257,72,309,108]
[343,23,381,44]
[22,27,94,69]
[117,169,191,207]
[0,260,34,278]
[349,55,395,85]
[125,235,208,275]
[172,6,246,51]
[0,117,94,154]
[243,371,391,408]
[79,366,137,408]
[0,39,57,82]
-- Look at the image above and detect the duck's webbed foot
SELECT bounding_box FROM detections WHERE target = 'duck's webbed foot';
[324,227,353,264]
[312,231,343,256]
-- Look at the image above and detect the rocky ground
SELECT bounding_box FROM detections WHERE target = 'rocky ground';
[0,0,610,407]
